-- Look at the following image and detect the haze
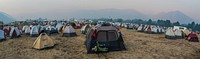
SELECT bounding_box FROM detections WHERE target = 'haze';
[0,0,199,22]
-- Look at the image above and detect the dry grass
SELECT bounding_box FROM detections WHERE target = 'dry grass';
[0,28,200,59]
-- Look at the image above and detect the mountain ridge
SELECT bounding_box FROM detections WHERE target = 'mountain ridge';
[68,9,194,24]
[0,11,16,24]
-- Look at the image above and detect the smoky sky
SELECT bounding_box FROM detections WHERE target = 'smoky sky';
[0,0,199,21]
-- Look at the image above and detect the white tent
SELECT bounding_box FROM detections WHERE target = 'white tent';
[62,26,77,37]
[174,29,183,38]
[56,23,63,30]
[137,25,143,32]
[183,29,190,36]
[159,27,164,33]
[81,24,90,34]
[46,26,57,35]
[22,25,28,32]
[39,26,47,33]
[30,26,39,37]
[152,26,158,33]
[165,28,175,39]
[25,26,31,35]
[9,26,21,38]
[75,23,81,27]
[127,24,133,29]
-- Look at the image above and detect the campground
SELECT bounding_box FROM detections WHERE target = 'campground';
[0,28,200,59]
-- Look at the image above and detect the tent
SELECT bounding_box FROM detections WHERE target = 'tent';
[127,24,133,29]
[46,26,58,35]
[165,28,175,39]
[85,24,126,54]
[183,29,190,37]
[174,29,184,39]
[18,26,23,34]
[185,32,199,42]
[151,26,158,34]
[146,26,152,33]
[24,26,31,35]
[56,23,63,33]
[122,24,127,28]
[58,26,64,34]
[72,23,81,29]
[137,25,144,32]
[144,25,148,32]
[0,22,3,30]
[32,33,55,49]
[9,26,21,39]
[158,27,164,34]
[3,28,9,36]
[18,26,23,31]
[81,24,90,34]
[113,22,122,29]
[39,26,46,34]
[62,25,77,37]
[22,25,28,32]
[75,23,81,29]
[30,26,39,37]
[0,30,5,40]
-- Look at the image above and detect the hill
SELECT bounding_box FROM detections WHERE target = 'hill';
[68,9,194,24]
[153,11,193,24]
[0,11,16,24]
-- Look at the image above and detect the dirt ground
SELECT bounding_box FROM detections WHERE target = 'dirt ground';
[0,28,200,59]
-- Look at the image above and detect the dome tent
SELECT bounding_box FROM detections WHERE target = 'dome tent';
[9,26,21,39]
[46,26,58,35]
[81,24,90,34]
[62,25,77,37]
[165,28,175,39]
[186,32,199,42]
[23,26,31,35]
[85,23,126,54]
[0,30,6,41]
[183,29,190,37]
[137,25,144,32]
[30,26,39,37]
[174,29,184,39]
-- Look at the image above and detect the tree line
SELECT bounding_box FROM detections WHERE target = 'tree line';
[92,18,200,32]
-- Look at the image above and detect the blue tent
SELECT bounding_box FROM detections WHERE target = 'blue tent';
[0,30,5,40]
